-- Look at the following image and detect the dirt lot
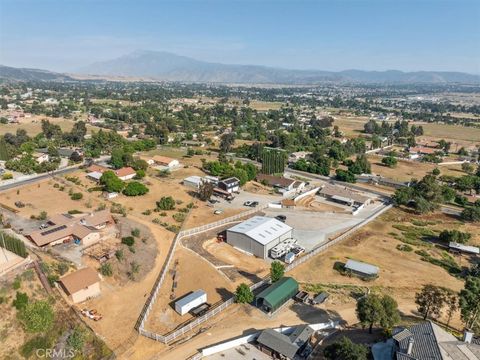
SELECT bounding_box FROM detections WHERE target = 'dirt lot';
[145,246,235,334]
[81,217,174,352]
[368,156,468,182]
[0,176,107,219]
[296,195,348,213]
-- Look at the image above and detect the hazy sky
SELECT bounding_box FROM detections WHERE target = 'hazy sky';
[1,0,479,73]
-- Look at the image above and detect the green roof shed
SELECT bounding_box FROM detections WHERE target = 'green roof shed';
[255,277,299,313]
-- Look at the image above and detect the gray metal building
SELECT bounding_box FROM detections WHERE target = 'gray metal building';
[226,216,293,259]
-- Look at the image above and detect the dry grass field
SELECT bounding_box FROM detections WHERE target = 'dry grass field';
[368,155,468,182]
[249,100,283,111]
[290,207,480,329]
[0,115,102,136]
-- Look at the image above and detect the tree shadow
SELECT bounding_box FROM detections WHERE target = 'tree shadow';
[237,270,263,284]
[289,302,348,327]
[216,287,234,301]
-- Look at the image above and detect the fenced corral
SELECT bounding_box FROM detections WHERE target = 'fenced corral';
[137,200,392,344]
[136,204,269,341]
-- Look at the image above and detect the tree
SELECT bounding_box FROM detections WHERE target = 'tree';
[219,133,236,153]
[324,337,368,360]
[439,230,471,244]
[415,284,446,320]
[335,169,356,183]
[100,171,124,193]
[156,196,175,210]
[462,162,475,174]
[380,295,400,332]
[235,283,254,303]
[198,180,214,201]
[432,168,441,176]
[270,261,285,282]
[356,294,384,333]
[18,300,54,333]
[460,276,480,332]
[135,169,146,179]
[461,206,480,222]
[123,181,149,196]
[382,156,397,168]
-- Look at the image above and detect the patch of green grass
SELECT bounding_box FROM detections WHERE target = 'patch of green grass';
[397,244,414,252]
[391,224,437,246]
[414,249,462,276]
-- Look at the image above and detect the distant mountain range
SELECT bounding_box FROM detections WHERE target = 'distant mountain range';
[0,65,73,81]
[1,50,479,84]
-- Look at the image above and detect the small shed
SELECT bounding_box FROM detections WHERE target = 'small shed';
[183,176,203,189]
[312,292,329,305]
[255,277,299,313]
[344,259,379,278]
[449,242,480,255]
[174,290,207,315]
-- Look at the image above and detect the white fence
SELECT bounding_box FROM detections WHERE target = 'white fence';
[136,204,269,342]
[137,201,392,344]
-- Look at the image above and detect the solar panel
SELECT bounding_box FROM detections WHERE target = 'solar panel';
[40,225,67,236]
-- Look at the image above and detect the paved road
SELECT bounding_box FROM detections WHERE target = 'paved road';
[0,166,82,191]
[0,156,110,191]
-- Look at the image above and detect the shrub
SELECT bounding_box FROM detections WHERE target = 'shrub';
[135,169,146,179]
[142,209,152,215]
[20,336,52,358]
[70,192,83,200]
[18,300,54,333]
[121,236,135,246]
[67,209,83,214]
[2,173,13,180]
[67,327,85,351]
[173,212,186,222]
[0,232,28,258]
[13,277,21,290]
[100,263,113,276]
[131,228,141,237]
[12,291,29,310]
[115,249,124,261]
[38,211,48,220]
[270,261,285,282]
[123,181,149,196]
[396,244,413,252]
[156,196,176,210]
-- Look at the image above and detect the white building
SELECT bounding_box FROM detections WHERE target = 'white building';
[226,216,294,259]
[183,176,203,189]
[174,290,207,315]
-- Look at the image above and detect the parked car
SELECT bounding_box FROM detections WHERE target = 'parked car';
[291,246,305,255]
[275,215,287,222]
[213,209,223,215]
[243,201,258,207]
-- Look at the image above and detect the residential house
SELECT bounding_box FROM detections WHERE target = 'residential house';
[86,165,136,181]
[32,152,49,164]
[26,210,114,247]
[218,177,240,194]
[58,267,101,303]
[373,321,480,360]
[256,174,305,194]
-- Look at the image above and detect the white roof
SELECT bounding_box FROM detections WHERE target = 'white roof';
[87,171,103,180]
[345,259,379,275]
[228,216,293,246]
[449,242,480,254]
[183,176,202,184]
[175,290,206,308]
